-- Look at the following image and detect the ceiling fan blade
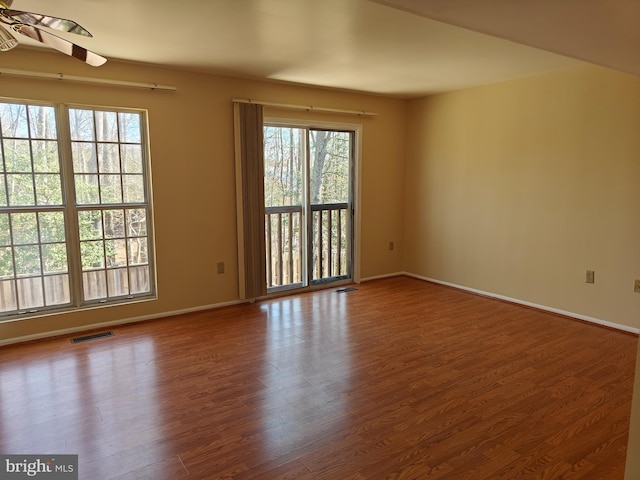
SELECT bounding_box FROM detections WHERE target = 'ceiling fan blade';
[1,9,92,36]
[13,24,106,66]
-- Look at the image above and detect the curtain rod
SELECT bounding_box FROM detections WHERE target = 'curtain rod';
[233,98,377,117]
[0,68,177,91]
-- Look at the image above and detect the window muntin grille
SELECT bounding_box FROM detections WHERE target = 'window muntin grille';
[0,101,154,318]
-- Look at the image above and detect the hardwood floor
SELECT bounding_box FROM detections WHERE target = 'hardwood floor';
[0,276,636,479]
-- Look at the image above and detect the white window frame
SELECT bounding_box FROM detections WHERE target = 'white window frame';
[0,97,156,320]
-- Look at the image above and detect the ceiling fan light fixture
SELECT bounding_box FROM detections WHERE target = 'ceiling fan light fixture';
[0,1,105,65]
[0,25,18,51]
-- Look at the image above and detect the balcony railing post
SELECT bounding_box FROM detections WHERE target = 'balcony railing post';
[337,209,342,275]
[276,213,283,286]
[266,217,272,287]
[287,212,294,284]
[316,211,323,279]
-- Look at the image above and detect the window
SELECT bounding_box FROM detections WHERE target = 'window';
[0,100,155,318]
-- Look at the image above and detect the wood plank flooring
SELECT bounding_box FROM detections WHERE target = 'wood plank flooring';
[0,276,637,479]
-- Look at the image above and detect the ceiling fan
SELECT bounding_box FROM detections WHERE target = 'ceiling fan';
[0,0,106,66]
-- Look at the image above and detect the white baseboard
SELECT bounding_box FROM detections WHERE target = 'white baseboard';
[4,273,636,346]
[403,272,639,335]
[0,299,247,347]
[360,272,405,282]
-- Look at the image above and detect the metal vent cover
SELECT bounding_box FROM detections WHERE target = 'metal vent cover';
[335,287,358,293]
[70,331,114,344]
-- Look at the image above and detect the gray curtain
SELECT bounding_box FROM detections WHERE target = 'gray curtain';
[235,103,267,299]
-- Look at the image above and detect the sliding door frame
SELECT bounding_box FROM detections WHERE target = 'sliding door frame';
[264,117,362,294]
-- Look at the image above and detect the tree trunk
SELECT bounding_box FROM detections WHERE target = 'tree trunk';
[310,130,331,204]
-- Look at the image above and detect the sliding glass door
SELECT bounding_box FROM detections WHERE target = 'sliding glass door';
[264,124,353,292]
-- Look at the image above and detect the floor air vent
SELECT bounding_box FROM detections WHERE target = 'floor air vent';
[70,331,114,344]
[335,287,358,293]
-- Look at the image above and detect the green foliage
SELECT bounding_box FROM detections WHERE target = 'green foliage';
[100,174,123,203]
[32,140,60,173]
[0,181,6,207]
[75,175,100,204]
[14,245,41,276]
[0,214,9,245]
[81,240,105,269]
[42,243,67,273]
[77,207,146,271]
[4,139,31,171]
[78,210,105,269]
[35,174,63,205]
[0,246,13,278]
[12,213,38,244]
[39,212,65,243]
[0,214,14,278]
[0,211,69,280]
[6,173,35,206]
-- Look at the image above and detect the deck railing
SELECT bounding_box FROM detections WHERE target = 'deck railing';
[265,203,349,289]
[310,203,349,282]
[265,205,303,289]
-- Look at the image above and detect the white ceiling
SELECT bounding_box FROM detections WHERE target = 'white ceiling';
[6,0,638,98]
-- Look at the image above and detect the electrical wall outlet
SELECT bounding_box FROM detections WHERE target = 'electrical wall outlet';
[389,241,394,251]
[634,279,640,293]
[217,262,225,274]
[585,270,595,284]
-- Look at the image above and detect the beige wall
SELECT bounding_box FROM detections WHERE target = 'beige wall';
[404,65,640,330]
[0,48,406,342]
